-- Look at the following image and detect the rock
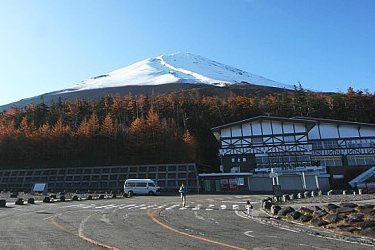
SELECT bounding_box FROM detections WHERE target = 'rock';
[337,224,357,233]
[263,201,272,210]
[43,196,51,203]
[336,207,355,214]
[304,191,309,198]
[311,206,322,212]
[271,205,281,216]
[286,211,303,220]
[282,194,290,202]
[27,198,35,204]
[300,214,313,222]
[324,213,344,224]
[323,203,339,213]
[327,190,333,196]
[359,220,375,229]
[340,203,358,208]
[0,199,6,207]
[345,213,364,224]
[310,218,328,227]
[15,198,24,205]
[297,193,303,199]
[277,206,295,217]
[289,194,294,200]
[313,210,328,218]
[361,227,375,238]
[356,207,375,216]
[299,207,314,215]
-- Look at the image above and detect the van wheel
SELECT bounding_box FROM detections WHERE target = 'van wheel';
[148,191,154,196]
[128,191,133,198]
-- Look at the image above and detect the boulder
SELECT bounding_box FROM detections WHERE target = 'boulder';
[0,199,6,207]
[300,214,313,222]
[303,191,309,198]
[43,196,51,203]
[337,224,357,233]
[311,206,322,212]
[336,207,355,214]
[27,198,35,204]
[323,203,339,213]
[277,206,295,217]
[299,207,314,215]
[297,193,303,199]
[15,198,24,205]
[286,211,303,220]
[361,227,375,238]
[282,194,290,202]
[340,203,358,208]
[72,195,79,201]
[324,213,344,224]
[271,205,281,216]
[60,195,66,202]
[310,218,328,227]
[313,210,328,218]
[359,220,375,229]
[289,194,295,200]
[87,195,93,200]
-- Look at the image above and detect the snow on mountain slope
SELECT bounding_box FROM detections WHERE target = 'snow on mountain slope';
[58,52,291,94]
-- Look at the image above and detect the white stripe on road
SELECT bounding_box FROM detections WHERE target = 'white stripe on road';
[166,204,180,210]
[220,204,227,210]
[118,204,137,209]
[206,204,215,211]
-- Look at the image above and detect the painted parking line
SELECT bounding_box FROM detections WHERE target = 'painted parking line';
[166,204,180,210]
[220,204,227,210]
[206,204,215,211]
[118,204,137,209]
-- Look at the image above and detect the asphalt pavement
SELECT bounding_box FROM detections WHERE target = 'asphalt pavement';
[0,194,373,250]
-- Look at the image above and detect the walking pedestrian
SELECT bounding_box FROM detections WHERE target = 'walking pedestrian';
[179,183,187,207]
[245,200,253,216]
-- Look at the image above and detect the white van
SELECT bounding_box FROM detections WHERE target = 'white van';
[124,179,160,196]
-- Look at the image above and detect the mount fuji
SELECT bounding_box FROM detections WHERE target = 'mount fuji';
[1,52,293,110]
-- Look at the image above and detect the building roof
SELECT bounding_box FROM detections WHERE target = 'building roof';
[211,115,316,132]
[293,116,375,128]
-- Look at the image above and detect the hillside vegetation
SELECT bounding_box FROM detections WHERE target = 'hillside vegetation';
[0,86,374,169]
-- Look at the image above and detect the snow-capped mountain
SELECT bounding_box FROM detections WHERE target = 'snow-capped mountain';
[57,52,291,94]
[0,52,293,110]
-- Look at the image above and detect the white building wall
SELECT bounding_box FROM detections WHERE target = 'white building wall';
[339,125,359,138]
[231,126,242,137]
[283,122,294,133]
[221,128,231,137]
[272,121,283,134]
[252,121,262,135]
[319,123,339,138]
[262,120,273,135]
[242,123,252,136]
[360,127,375,137]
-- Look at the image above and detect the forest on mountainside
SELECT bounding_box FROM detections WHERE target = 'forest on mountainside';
[0,85,374,170]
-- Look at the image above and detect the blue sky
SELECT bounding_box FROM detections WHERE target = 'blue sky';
[0,0,374,106]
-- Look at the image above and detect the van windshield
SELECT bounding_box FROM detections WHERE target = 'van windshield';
[148,183,155,187]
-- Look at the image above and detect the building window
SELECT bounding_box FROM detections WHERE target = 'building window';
[231,158,235,163]
[251,137,263,145]
[243,158,247,162]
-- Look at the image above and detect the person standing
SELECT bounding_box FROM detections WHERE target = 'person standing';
[179,183,187,207]
[245,200,253,217]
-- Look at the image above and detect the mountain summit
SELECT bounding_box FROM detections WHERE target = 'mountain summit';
[59,52,290,94]
[1,52,292,110]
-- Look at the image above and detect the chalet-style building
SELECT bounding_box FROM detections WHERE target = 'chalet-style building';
[201,116,375,193]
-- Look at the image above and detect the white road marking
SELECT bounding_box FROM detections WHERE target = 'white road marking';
[206,204,215,211]
[94,204,116,209]
[244,230,255,238]
[166,204,180,210]
[128,204,146,210]
[156,204,167,209]
[192,204,202,210]
[140,204,157,210]
[100,214,113,225]
[220,205,227,209]
[232,204,239,210]
[194,211,205,221]
[118,204,137,209]
[298,244,331,250]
